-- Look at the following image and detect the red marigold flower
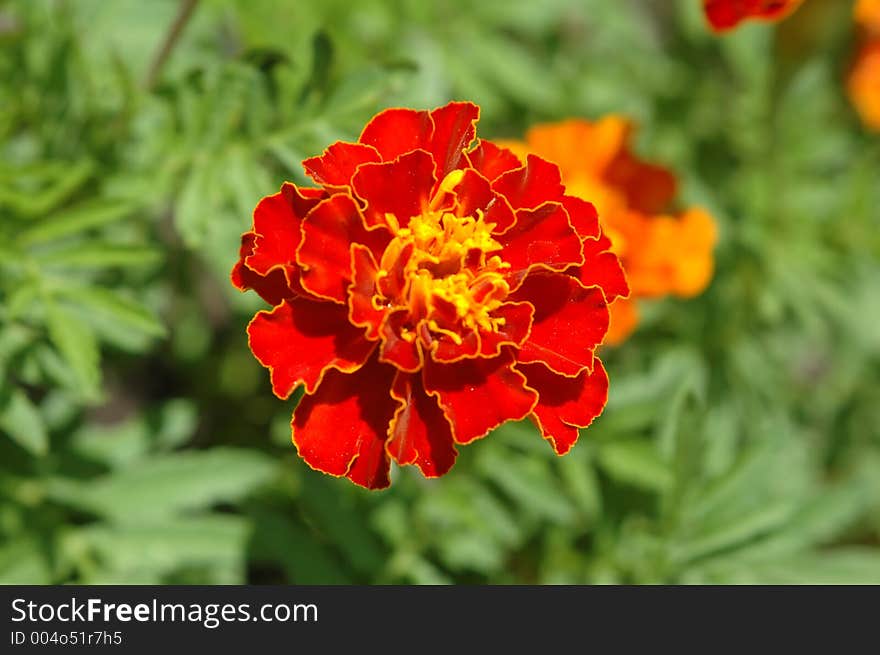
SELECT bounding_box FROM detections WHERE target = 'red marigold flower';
[232,102,628,489]
[499,117,717,345]
[703,0,804,32]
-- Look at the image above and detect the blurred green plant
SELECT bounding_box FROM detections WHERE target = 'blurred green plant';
[0,0,877,584]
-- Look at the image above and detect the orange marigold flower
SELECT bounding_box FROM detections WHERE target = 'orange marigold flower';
[848,39,880,131]
[500,117,717,345]
[703,0,804,32]
[232,102,629,489]
[855,0,880,33]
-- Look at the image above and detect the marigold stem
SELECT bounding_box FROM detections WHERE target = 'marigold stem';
[145,0,200,91]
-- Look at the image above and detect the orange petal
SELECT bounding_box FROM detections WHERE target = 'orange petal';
[848,39,880,132]
[603,297,639,346]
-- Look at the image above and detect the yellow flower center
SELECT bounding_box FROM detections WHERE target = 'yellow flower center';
[375,170,511,343]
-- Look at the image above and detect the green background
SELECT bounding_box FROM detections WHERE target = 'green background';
[1,0,878,584]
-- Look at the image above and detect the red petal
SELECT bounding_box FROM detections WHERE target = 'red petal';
[348,244,385,340]
[297,194,389,303]
[351,150,437,229]
[498,203,584,287]
[703,0,801,32]
[427,329,480,363]
[379,309,423,372]
[606,151,677,215]
[428,101,480,179]
[561,195,601,240]
[423,350,538,444]
[466,139,524,182]
[478,301,534,357]
[292,356,400,490]
[387,372,458,477]
[520,359,608,455]
[246,184,323,278]
[512,272,609,377]
[577,236,630,304]
[492,154,565,211]
[231,232,293,305]
[358,108,433,162]
[302,141,381,187]
[247,298,375,398]
[452,168,516,233]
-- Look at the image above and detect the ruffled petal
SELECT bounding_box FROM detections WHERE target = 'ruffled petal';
[423,350,538,444]
[247,298,376,398]
[512,272,609,376]
[452,168,516,233]
[352,150,437,228]
[578,234,630,304]
[245,184,323,280]
[378,309,423,372]
[387,372,458,477]
[465,139,524,182]
[302,141,381,188]
[499,203,584,288]
[297,194,390,302]
[292,355,400,490]
[561,195,601,240]
[428,101,480,178]
[348,244,386,340]
[478,301,534,358]
[426,328,480,363]
[231,233,293,305]
[492,154,565,211]
[358,107,433,161]
[520,359,608,455]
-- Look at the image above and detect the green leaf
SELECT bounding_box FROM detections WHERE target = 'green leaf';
[45,301,101,399]
[249,510,350,584]
[558,454,602,521]
[36,243,162,269]
[478,448,575,524]
[596,440,673,493]
[0,389,49,455]
[0,538,51,584]
[57,286,166,338]
[51,448,276,522]
[70,516,250,584]
[19,200,138,246]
